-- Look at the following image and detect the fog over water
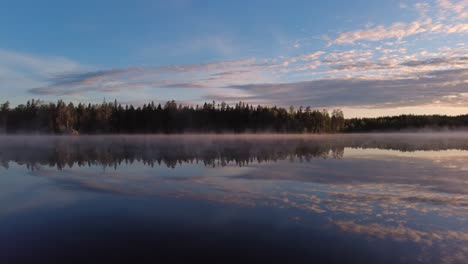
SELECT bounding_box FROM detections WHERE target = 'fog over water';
[0,134,467,264]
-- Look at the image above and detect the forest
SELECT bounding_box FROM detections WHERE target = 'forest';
[0,99,466,134]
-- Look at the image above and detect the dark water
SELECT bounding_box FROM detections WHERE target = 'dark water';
[0,134,467,264]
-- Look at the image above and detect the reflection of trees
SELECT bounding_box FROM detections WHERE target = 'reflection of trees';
[0,138,343,170]
[1,135,468,169]
[0,99,345,134]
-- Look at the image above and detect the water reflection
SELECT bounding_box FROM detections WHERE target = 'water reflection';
[1,134,468,169]
[0,134,467,264]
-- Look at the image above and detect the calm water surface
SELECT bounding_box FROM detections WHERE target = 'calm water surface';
[0,134,467,264]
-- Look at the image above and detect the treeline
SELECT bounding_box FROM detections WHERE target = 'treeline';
[346,115,468,132]
[0,99,467,134]
[0,99,344,134]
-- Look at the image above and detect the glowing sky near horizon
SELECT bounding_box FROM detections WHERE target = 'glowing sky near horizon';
[0,0,467,117]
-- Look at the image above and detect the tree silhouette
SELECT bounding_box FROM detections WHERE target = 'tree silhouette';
[0,99,466,134]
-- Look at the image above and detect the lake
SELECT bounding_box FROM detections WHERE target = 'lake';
[0,134,467,264]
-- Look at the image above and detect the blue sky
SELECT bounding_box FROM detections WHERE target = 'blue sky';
[0,0,467,117]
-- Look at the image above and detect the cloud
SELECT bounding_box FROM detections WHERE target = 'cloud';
[333,19,468,45]
[287,51,326,63]
[0,48,86,102]
[0,48,82,75]
[27,69,137,95]
[221,68,468,108]
[25,49,468,109]
[438,0,468,19]
[27,58,273,96]
[401,56,468,67]
[49,69,135,86]
[323,50,374,63]
[0,48,83,90]
[331,1,468,45]
[320,54,467,72]
[333,219,468,245]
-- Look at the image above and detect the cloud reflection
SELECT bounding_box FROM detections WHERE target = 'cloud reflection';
[1,134,467,263]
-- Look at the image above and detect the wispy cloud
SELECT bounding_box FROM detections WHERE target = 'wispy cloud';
[0,48,85,100]
[24,49,468,109]
[219,68,468,108]
[332,19,468,45]
[27,57,275,98]
[438,0,468,19]
[0,48,82,75]
[331,0,468,45]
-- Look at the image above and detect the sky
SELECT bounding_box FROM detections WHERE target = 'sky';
[0,0,467,117]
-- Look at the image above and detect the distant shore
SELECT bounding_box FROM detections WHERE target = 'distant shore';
[1,100,467,134]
